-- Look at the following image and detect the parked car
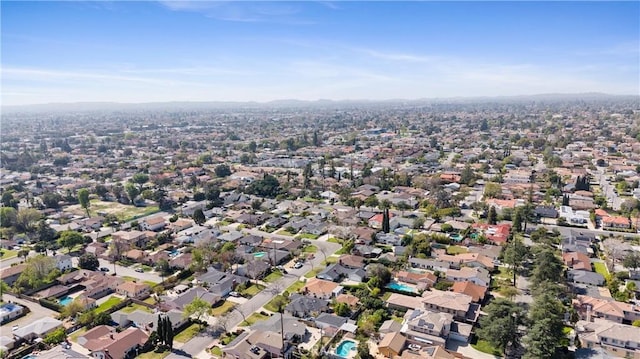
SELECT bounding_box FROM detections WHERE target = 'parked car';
[229,291,240,297]
[135,268,144,273]
[99,267,110,272]
[293,262,304,269]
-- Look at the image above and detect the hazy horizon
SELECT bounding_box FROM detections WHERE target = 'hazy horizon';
[2,1,639,106]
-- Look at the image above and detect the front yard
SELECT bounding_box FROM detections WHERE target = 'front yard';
[174,323,201,343]
[264,270,284,283]
[240,312,271,326]
[210,300,235,316]
[240,284,264,297]
[137,350,170,359]
[286,280,305,294]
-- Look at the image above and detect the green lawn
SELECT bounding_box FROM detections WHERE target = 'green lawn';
[304,267,323,278]
[298,233,319,240]
[120,303,153,313]
[264,295,289,312]
[217,220,232,227]
[69,328,87,343]
[95,297,123,314]
[264,270,284,283]
[593,262,609,277]
[210,346,223,357]
[327,237,341,244]
[446,245,468,255]
[322,256,338,265]
[240,312,270,326]
[240,284,264,297]
[472,339,502,356]
[0,249,18,259]
[220,333,239,345]
[285,281,305,294]
[302,245,318,253]
[137,350,170,359]
[174,323,201,343]
[275,229,295,236]
[210,300,235,316]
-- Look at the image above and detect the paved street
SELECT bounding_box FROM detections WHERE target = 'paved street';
[93,258,163,283]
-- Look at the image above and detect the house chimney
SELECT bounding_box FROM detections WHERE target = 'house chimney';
[586,304,592,322]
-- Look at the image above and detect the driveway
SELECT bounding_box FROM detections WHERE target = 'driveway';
[446,341,501,359]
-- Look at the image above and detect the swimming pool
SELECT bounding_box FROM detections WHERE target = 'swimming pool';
[253,252,267,258]
[334,340,357,358]
[21,355,37,359]
[58,296,73,306]
[386,281,417,293]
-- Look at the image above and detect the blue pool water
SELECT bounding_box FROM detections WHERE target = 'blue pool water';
[254,252,267,258]
[386,281,417,293]
[58,296,73,306]
[21,355,37,359]
[335,340,357,358]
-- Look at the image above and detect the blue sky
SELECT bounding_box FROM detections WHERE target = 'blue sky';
[2,1,639,105]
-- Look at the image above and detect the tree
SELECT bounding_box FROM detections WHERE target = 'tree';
[503,236,528,286]
[356,340,373,359]
[623,252,640,271]
[61,299,85,319]
[214,164,232,178]
[303,162,313,189]
[246,174,281,198]
[17,249,29,261]
[487,206,497,225]
[524,292,565,359]
[476,298,526,354]
[192,209,206,225]
[14,255,58,291]
[0,281,10,302]
[184,297,211,330]
[512,208,523,233]
[95,184,109,200]
[78,188,91,217]
[132,173,150,192]
[382,209,390,233]
[530,248,564,287]
[58,230,85,253]
[78,253,100,270]
[125,183,140,204]
[334,302,351,317]
[43,327,66,345]
[460,164,475,185]
[0,207,17,228]
[15,208,41,233]
[484,182,502,199]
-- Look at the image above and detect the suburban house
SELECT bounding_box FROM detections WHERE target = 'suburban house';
[401,308,473,346]
[409,258,451,272]
[54,254,73,271]
[80,326,149,359]
[574,295,640,324]
[568,270,605,286]
[223,329,291,359]
[576,319,640,359]
[378,332,407,358]
[601,216,631,229]
[445,267,491,287]
[420,290,481,323]
[12,317,63,341]
[395,270,437,290]
[562,252,593,271]
[284,294,330,318]
[116,281,151,299]
[302,278,344,300]
[140,216,166,231]
[112,230,148,249]
[316,262,366,283]
[450,281,488,303]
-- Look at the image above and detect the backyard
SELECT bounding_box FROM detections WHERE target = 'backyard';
[94,297,123,314]
[593,261,609,277]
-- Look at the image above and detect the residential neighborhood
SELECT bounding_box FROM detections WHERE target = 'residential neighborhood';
[1,97,640,359]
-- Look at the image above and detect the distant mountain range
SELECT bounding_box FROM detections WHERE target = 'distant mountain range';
[3,93,638,113]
